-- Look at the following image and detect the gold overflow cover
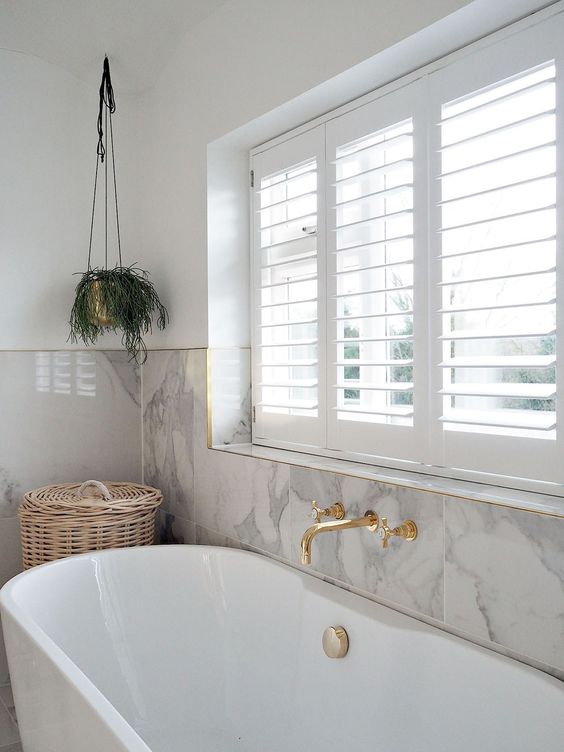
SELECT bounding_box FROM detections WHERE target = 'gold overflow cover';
[322,626,349,659]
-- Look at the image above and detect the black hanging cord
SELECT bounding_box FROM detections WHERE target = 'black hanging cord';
[104,104,108,269]
[97,56,116,163]
[87,55,122,271]
[86,157,99,271]
[109,112,123,266]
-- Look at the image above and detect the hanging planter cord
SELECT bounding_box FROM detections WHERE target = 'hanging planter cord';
[87,56,122,271]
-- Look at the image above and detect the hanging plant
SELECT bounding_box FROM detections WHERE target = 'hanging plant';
[69,57,168,363]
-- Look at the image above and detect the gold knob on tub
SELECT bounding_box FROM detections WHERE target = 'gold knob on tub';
[322,626,349,659]
[310,500,345,523]
[378,517,418,549]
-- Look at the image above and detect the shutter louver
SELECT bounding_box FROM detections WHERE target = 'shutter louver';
[331,118,415,426]
[438,62,557,439]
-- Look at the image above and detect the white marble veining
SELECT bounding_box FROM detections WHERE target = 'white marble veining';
[289,467,444,619]
[190,349,208,454]
[214,442,564,519]
[445,499,564,671]
[143,350,195,519]
[195,448,291,558]
[0,350,141,519]
[209,348,251,446]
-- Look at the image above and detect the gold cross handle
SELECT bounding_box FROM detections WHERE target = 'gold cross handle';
[310,500,346,523]
[378,517,418,549]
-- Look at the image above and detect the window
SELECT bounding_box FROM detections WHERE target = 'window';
[251,9,564,488]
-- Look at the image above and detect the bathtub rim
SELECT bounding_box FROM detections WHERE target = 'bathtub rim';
[1,543,564,751]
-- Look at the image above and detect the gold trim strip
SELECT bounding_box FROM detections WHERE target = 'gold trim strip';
[206,349,213,450]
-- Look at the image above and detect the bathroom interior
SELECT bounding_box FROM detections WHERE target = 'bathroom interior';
[1,0,564,750]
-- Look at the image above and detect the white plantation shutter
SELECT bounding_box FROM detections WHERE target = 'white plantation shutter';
[252,9,564,487]
[252,127,325,447]
[439,62,556,434]
[428,15,564,483]
[325,82,429,461]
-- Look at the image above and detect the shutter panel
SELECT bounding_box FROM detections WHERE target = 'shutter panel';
[428,12,564,484]
[440,63,556,435]
[326,81,429,461]
[252,127,326,448]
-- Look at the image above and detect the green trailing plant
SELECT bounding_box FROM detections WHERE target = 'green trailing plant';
[69,266,169,364]
[69,57,169,364]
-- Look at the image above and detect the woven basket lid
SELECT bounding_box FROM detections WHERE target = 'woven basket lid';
[20,480,163,517]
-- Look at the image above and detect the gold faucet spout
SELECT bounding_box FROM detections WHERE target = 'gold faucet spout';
[300,511,379,565]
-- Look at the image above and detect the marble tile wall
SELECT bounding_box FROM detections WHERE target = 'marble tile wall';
[0,350,142,682]
[209,348,251,446]
[143,348,564,681]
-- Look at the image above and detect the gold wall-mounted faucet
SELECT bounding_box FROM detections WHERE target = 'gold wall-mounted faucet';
[300,508,379,565]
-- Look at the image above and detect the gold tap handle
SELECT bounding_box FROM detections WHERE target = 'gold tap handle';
[310,500,345,523]
[377,517,417,549]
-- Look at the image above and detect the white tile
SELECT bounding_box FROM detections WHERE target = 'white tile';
[445,499,564,671]
[0,351,141,519]
[143,350,195,520]
[195,448,291,558]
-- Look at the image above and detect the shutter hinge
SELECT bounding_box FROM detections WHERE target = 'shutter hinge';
[250,169,255,188]
[252,406,256,423]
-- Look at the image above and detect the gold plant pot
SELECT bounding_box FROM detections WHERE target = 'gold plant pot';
[88,280,115,327]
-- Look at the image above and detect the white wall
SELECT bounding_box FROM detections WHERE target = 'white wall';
[136,0,480,349]
[4,0,548,351]
[0,50,140,351]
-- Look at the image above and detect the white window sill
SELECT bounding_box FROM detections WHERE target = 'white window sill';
[210,442,564,519]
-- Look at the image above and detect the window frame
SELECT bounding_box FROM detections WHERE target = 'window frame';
[250,2,564,495]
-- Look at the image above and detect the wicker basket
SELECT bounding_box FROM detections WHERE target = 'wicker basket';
[19,480,163,569]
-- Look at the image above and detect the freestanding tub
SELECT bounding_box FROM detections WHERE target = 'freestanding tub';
[1,546,564,751]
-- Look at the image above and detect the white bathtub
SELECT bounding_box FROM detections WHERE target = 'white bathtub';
[1,546,563,751]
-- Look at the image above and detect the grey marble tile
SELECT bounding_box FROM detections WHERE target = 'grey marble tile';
[143,350,195,520]
[289,467,444,619]
[0,520,22,589]
[209,348,251,446]
[189,349,208,454]
[195,524,243,550]
[0,516,26,684]
[0,701,18,748]
[0,351,141,518]
[156,510,195,545]
[99,351,141,408]
[213,442,564,518]
[195,449,291,558]
[0,685,16,725]
[445,498,564,671]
